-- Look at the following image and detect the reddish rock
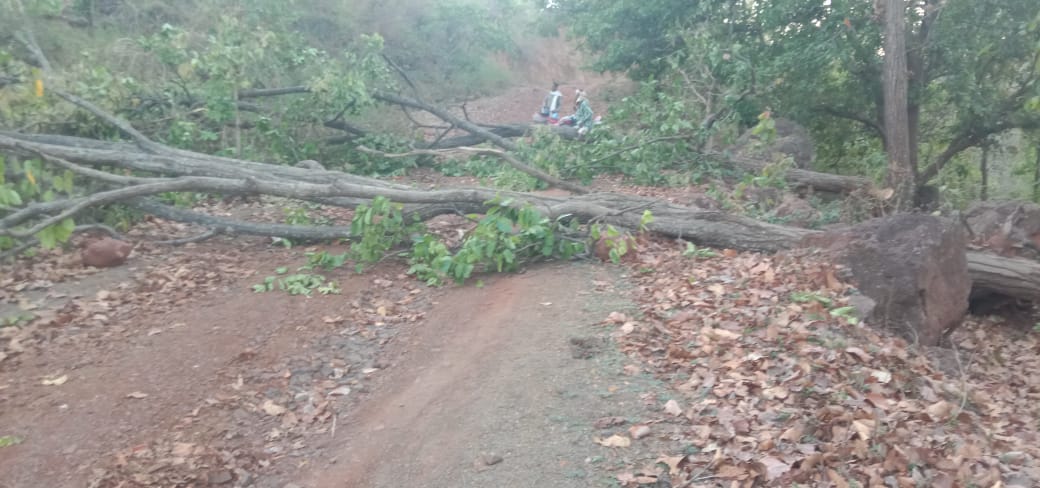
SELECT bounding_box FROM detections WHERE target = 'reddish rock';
[81,237,134,268]
[803,214,970,346]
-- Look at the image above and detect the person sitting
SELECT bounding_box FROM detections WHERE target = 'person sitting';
[563,89,594,135]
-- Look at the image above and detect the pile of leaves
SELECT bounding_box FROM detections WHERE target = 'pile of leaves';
[604,239,1040,487]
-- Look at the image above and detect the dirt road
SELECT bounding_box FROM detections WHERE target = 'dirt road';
[299,263,673,488]
[0,241,678,487]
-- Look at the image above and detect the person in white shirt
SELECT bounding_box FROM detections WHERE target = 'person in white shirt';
[540,82,563,121]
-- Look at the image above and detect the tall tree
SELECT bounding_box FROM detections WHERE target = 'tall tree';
[555,0,1040,194]
[881,0,914,207]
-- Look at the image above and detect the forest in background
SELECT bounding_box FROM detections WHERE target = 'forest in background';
[0,0,1037,258]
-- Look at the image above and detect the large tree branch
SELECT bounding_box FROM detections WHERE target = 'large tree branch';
[0,132,410,191]
[53,90,166,153]
[14,29,52,72]
[240,86,527,150]
[919,116,1040,182]
[131,199,356,241]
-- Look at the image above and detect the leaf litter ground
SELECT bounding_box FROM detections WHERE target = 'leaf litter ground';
[607,236,1040,487]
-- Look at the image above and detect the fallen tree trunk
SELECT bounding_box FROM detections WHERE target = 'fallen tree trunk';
[0,86,1030,303]
[425,124,581,149]
[3,130,1038,302]
[966,251,1040,301]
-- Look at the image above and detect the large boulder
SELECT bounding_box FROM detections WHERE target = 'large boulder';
[802,214,970,346]
[731,118,816,169]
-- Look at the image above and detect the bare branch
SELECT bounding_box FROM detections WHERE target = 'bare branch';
[14,29,52,72]
[815,106,884,138]
[382,54,423,101]
[53,90,166,153]
[151,228,220,246]
[131,199,355,241]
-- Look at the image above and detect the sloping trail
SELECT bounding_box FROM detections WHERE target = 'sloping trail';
[0,242,678,487]
[298,263,672,488]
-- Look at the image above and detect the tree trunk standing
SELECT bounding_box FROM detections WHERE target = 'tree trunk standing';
[980,146,989,201]
[233,86,242,157]
[881,0,915,209]
[1034,143,1040,202]
[83,0,96,35]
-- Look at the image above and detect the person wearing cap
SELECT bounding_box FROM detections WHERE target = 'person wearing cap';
[571,89,594,135]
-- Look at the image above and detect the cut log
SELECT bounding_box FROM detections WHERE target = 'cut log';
[966,251,1040,302]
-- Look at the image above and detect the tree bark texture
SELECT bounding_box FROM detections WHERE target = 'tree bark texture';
[882,0,916,209]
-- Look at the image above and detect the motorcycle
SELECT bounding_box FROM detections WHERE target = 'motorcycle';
[532,111,561,125]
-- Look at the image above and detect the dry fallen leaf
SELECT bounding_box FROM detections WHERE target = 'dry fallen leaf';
[706,328,741,341]
[656,454,685,475]
[852,419,874,440]
[328,386,352,396]
[779,422,805,442]
[171,442,195,457]
[869,369,892,384]
[757,456,791,481]
[664,399,683,416]
[126,391,149,399]
[926,400,954,421]
[827,468,851,488]
[763,386,789,400]
[628,424,651,440]
[260,400,287,416]
[593,416,627,429]
[844,347,873,362]
[42,374,69,386]
[594,434,631,448]
[716,463,750,480]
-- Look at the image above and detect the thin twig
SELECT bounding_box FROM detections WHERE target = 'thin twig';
[152,229,220,246]
[428,124,456,147]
